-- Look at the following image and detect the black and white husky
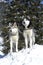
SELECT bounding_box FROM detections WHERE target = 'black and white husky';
[22,18,35,49]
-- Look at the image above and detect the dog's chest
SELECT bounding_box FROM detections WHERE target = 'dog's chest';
[24,29,32,35]
[12,36,17,41]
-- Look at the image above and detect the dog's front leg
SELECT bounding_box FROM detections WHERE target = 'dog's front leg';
[25,36,28,49]
[16,39,18,52]
[10,37,13,54]
[29,35,33,49]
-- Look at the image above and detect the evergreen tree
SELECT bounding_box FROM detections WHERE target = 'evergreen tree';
[0,2,10,54]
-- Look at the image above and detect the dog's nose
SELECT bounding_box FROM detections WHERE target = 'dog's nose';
[23,21,25,24]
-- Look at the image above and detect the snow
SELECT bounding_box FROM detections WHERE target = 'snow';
[0,46,4,51]
[0,37,4,52]
[0,51,4,56]
[0,44,43,65]
[0,37,4,45]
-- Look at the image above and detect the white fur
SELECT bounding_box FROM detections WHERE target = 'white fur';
[23,29,35,49]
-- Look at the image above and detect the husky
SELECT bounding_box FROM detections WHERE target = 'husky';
[9,22,19,54]
[22,18,35,49]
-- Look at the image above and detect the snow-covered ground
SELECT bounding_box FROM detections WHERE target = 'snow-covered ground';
[0,44,43,65]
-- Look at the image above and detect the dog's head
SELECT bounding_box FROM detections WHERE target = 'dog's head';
[22,18,30,29]
[9,22,18,35]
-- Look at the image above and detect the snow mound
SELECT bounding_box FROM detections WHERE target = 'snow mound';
[0,51,4,56]
[0,44,43,65]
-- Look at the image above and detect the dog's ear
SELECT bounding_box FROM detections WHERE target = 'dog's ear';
[9,23,12,28]
[13,22,17,27]
[27,16,30,20]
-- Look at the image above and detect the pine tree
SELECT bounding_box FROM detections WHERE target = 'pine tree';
[0,2,10,54]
